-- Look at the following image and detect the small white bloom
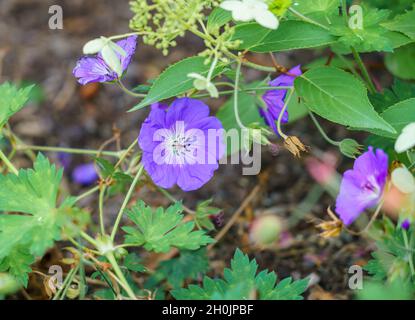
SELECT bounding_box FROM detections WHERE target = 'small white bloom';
[395,122,415,153]
[220,0,279,30]
[188,73,219,98]
[391,166,415,194]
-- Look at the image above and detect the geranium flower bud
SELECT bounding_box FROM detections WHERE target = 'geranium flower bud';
[250,215,283,246]
[339,138,362,159]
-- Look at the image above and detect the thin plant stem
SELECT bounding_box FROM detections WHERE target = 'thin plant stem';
[0,149,18,175]
[17,145,121,158]
[110,164,144,240]
[233,60,247,129]
[106,252,136,300]
[98,186,107,235]
[117,80,146,98]
[308,111,340,146]
[276,88,295,139]
[74,185,100,203]
[351,48,377,94]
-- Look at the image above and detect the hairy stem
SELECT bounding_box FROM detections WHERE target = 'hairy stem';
[0,149,18,175]
[110,164,144,240]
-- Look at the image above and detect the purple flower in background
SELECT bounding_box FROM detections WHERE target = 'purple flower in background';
[335,147,388,226]
[73,35,138,85]
[259,65,302,134]
[402,219,411,230]
[72,163,99,186]
[138,98,224,192]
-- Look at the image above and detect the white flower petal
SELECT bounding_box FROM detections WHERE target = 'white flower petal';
[187,73,206,81]
[193,79,208,91]
[101,45,122,76]
[83,38,106,55]
[220,0,242,11]
[244,0,268,10]
[207,83,219,98]
[232,4,255,21]
[392,167,415,194]
[254,9,279,29]
[395,122,415,153]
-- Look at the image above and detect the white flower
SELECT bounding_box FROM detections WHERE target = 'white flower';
[391,166,415,194]
[395,122,415,153]
[220,0,279,30]
[188,73,219,98]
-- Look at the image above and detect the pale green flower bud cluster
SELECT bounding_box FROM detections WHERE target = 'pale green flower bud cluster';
[129,0,219,55]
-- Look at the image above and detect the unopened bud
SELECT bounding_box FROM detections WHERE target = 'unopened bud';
[339,139,362,159]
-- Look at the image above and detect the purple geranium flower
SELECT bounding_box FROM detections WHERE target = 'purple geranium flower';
[72,163,99,186]
[402,219,410,230]
[335,147,389,226]
[73,35,138,85]
[138,98,224,192]
[260,65,302,134]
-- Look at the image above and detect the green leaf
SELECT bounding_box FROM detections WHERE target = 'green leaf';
[0,154,63,285]
[130,57,224,111]
[294,67,396,134]
[385,43,415,80]
[122,201,214,253]
[0,82,33,128]
[0,247,34,287]
[172,249,308,300]
[330,7,394,53]
[380,98,415,137]
[295,0,338,13]
[383,7,415,40]
[94,157,115,178]
[207,7,232,33]
[369,79,415,113]
[234,21,336,52]
[147,249,209,288]
[195,199,221,231]
[357,280,414,300]
[124,253,146,273]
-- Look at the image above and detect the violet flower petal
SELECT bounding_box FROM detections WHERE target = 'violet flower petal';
[335,147,388,226]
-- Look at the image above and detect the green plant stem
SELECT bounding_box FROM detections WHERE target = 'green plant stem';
[189,26,276,73]
[308,111,340,146]
[110,164,144,241]
[341,0,349,25]
[98,186,107,235]
[403,230,415,278]
[289,8,330,31]
[276,88,295,139]
[233,60,246,130]
[74,185,100,203]
[0,149,18,175]
[80,231,98,247]
[53,265,79,300]
[106,252,136,299]
[193,85,292,98]
[117,80,146,98]
[17,145,121,158]
[351,47,377,94]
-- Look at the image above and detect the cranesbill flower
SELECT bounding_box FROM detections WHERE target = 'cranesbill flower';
[73,35,138,85]
[259,65,302,134]
[402,219,411,230]
[220,0,279,29]
[335,147,389,226]
[138,98,224,191]
[72,163,99,186]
